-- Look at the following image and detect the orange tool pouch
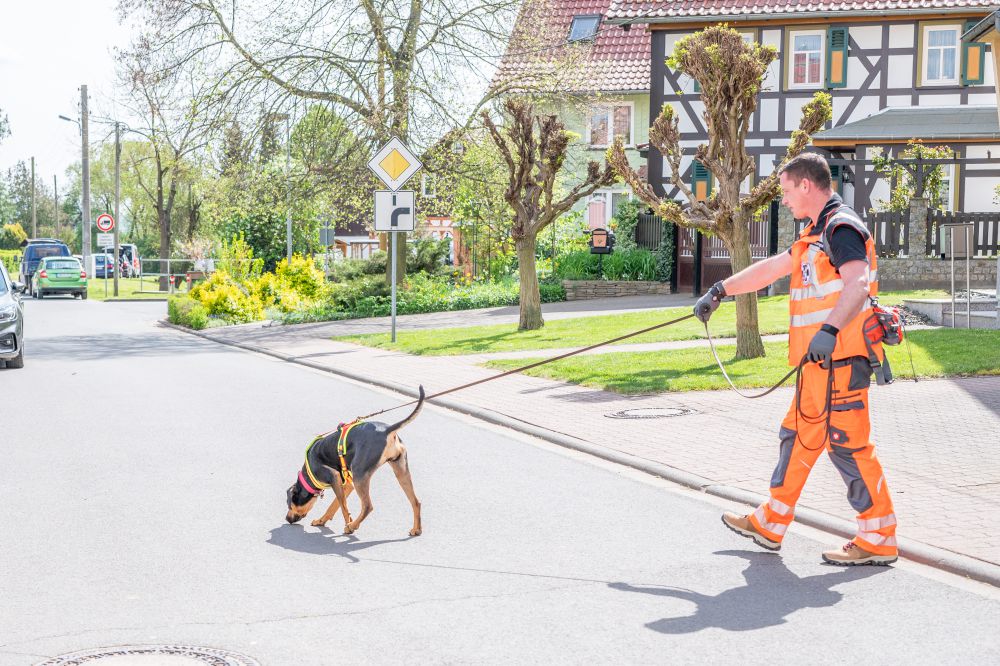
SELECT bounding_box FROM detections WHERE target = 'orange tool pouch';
[862,300,903,386]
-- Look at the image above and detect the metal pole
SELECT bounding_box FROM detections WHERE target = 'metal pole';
[950,226,956,329]
[391,231,397,342]
[81,85,92,266]
[966,225,971,329]
[285,113,292,263]
[53,175,59,237]
[113,122,121,297]
[30,157,36,237]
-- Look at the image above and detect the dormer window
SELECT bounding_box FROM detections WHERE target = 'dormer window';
[568,15,601,43]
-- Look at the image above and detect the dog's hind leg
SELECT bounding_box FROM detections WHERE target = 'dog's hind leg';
[311,481,354,527]
[343,475,374,535]
[389,446,422,536]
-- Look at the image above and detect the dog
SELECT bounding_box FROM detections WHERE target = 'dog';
[285,386,424,536]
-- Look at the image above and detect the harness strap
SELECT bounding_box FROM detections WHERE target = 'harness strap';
[337,420,364,485]
[303,434,330,491]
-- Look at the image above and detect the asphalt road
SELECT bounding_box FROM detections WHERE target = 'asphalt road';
[2,296,999,665]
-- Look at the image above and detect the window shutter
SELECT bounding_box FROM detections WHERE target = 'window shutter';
[962,20,986,86]
[691,160,713,201]
[693,78,701,93]
[829,164,842,194]
[826,27,849,88]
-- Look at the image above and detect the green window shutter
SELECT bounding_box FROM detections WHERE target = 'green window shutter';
[693,79,701,93]
[962,20,986,86]
[829,164,842,194]
[826,27,849,88]
[691,160,712,201]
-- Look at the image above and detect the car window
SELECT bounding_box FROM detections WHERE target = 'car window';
[48,259,81,270]
[0,264,9,294]
[30,245,69,259]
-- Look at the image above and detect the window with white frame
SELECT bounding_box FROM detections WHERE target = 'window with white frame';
[923,25,960,84]
[588,104,632,148]
[587,189,632,227]
[568,15,601,43]
[421,173,436,198]
[937,164,955,211]
[789,30,825,88]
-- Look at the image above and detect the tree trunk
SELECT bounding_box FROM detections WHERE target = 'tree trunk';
[516,233,543,330]
[384,230,408,286]
[727,212,765,359]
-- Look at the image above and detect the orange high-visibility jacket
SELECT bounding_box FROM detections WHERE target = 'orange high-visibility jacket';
[787,196,882,365]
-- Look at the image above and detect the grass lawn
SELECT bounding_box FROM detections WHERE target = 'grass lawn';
[87,276,189,300]
[480,329,1000,394]
[338,290,950,356]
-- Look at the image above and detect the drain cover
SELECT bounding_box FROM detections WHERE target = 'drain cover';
[605,407,696,419]
[38,645,260,666]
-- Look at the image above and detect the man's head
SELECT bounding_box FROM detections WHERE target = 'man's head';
[779,153,833,220]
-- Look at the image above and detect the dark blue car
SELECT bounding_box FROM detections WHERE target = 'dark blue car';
[18,239,71,297]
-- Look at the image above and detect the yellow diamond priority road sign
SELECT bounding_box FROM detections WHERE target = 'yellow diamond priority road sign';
[368,137,422,191]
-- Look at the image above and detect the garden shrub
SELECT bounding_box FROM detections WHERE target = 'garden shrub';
[0,223,27,250]
[216,234,264,285]
[275,254,326,299]
[190,271,264,323]
[655,222,675,283]
[611,199,643,254]
[553,249,656,281]
[1,249,20,275]
[167,295,210,330]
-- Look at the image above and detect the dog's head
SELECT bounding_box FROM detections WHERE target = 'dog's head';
[285,473,320,524]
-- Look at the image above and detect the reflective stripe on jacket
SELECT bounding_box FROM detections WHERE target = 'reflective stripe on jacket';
[788,195,881,365]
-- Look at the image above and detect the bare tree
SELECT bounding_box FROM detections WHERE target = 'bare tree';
[609,26,831,359]
[483,99,615,330]
[119,0,527,284]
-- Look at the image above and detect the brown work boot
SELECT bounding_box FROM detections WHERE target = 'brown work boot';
[822,541,898,566]
[721,512,781,551]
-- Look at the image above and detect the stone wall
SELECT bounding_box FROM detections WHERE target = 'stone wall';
[562,280,671,300]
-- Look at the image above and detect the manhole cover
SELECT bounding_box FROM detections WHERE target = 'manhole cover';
[605,407,697,419]
[38,645,260,666]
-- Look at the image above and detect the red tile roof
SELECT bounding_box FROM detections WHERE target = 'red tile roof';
[495,0,651,93]
[607,0,998,22]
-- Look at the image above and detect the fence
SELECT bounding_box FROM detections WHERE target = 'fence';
[635,213,665,250]
[138,258,205,293]
[926,211,1000,258]
[867,210,909,258]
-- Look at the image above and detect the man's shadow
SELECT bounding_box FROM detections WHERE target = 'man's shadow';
[267,524,414,564]
[610,550,888,633]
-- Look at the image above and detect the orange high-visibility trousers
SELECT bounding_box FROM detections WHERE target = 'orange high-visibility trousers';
[748,358,898,555]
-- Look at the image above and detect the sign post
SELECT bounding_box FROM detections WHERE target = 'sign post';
[95,214,115,298]
[368,138,422,342]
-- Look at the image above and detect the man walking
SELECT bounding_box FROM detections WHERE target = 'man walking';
[694,153,898,566]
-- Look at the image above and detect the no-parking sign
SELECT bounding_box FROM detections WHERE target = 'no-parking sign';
[96,213,115,232]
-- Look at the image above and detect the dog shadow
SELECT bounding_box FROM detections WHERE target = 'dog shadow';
[267,524,415,564]
[609,550,888,634]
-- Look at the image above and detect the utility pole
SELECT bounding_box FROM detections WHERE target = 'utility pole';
[81,85,92,266]
[285,112,292,263]
[30,157,36,237]
[53,175,59,236]
[113,122,121,297]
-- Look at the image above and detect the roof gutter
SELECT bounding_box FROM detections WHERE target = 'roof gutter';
[962,9,1000,41]
[607,8,992,26]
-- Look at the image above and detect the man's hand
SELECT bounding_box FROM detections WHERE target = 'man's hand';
[694,281,726,323]
[807,324,839,366]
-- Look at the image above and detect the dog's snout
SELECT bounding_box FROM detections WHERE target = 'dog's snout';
[286,511,303,524]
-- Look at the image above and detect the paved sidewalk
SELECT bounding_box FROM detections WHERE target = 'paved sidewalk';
[190,300,1000,576]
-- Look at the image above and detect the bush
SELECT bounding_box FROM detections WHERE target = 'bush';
[190,271,265,324]
[655,222,675,283]
[275,254,326,299]
[1,249,19,275]
[0,223,27,250]
[553,249,657,281]
[328,258,368,283]
[167,295,210,330]
[610,199,643,254]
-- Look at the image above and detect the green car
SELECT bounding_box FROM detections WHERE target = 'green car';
[31,256,88,299]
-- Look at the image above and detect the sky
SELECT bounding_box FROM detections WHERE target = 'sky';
[0,1,136,184]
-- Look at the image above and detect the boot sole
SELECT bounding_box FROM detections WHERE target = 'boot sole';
[721,515,781,551]
[822,553,898,566]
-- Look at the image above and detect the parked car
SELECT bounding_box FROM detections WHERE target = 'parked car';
[31,256,88,299]
[19,238,71,296]
[0,261,25,369]
[94,254,116,279]
[100,243,140,277]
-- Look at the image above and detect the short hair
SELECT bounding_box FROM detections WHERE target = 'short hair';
[780,153,832,190]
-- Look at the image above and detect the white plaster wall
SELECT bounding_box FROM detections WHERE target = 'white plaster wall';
[887,55,913,89]
[759,98,780,132]
[678,100,705,134]
[964,145,1000,164]
[964,176,1000,211]
[759,154,776,178]
[889,23,915,49]
[784,97,814,131]
[919,94,962,106]
[968,94,998,106]
[851,26,882,50]
[886,95,912,109]
[745,138,765,147]
[866,146,891,209]
[762,29,782,87]
[847,55,879,89]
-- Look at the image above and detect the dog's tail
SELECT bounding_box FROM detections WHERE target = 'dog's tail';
[386,385,425,433]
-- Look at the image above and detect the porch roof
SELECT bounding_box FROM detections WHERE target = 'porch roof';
[812,106,1000,147]
[607,0,998,23]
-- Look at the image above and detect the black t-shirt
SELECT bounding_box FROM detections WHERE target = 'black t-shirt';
[827,226,868,268]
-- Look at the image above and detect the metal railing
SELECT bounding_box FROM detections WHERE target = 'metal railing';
[138,258,211,293]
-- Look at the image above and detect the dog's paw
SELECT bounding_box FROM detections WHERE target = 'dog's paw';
[310,519,328,527]
[343,524,356,535]
[409,528,422,537]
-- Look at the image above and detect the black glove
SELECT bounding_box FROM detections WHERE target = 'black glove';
[807,324,839,367]
[694,281,727,323]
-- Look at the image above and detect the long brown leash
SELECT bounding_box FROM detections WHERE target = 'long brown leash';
[356,312,698,420]
[703,322,798,399]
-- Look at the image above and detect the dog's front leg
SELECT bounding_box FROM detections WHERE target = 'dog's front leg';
[343,475,373,535]
[311,480,354,527]
[325,474,353,530]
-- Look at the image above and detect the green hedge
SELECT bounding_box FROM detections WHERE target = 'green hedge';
[167,295,210,330]
[554,249,656,281]
[1,249,20,276]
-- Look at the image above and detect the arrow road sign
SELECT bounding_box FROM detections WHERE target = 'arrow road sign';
[96,213,115,232]
[368,138,422,191]
[374,190,415,232]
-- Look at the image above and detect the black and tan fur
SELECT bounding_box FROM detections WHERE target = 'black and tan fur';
[285,387,424,536]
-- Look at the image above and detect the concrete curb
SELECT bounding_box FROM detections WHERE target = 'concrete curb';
[164,320,1000,588]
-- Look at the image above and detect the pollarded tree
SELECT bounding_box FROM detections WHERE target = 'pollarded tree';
[483,99,615,330]
[609,25,832,359]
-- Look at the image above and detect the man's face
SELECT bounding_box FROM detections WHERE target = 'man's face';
[779,172,809,218]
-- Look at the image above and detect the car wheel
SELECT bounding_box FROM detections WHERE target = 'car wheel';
[37,290,44,299]
[7,345,24,369]
[81,291,88,300]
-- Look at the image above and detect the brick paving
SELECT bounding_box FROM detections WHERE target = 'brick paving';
[196,299,1000,568]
